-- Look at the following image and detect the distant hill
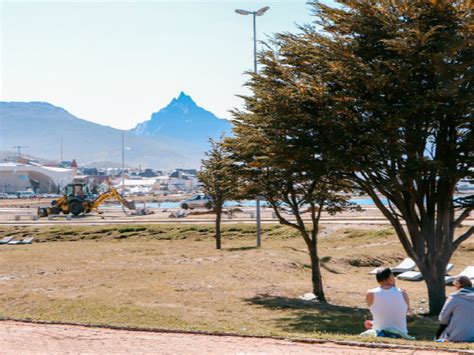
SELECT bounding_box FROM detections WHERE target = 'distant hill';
[0,150,58,165]
[0,102,200,169]
[131,92,232,150]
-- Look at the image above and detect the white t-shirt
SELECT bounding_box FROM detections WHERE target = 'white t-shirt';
[369,286,408,333]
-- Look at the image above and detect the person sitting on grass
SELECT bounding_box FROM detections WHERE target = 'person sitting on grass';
[436,276,474,343]
[365,267,411,339]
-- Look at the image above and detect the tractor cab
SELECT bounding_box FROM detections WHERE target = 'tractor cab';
[62,183,93,216]
[65,183,91,199]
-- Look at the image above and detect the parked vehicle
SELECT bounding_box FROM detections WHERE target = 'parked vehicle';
[6,194,19,199]
[41,193,62,198]
[16,191,36,199]
[180,194,213,210]
[0,193,8,199]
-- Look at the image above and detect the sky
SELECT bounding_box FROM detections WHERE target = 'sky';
[1,0,333,129]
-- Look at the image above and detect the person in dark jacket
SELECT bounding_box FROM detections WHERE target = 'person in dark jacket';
[436,276,474,342]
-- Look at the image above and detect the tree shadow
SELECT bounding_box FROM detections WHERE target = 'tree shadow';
[284,246,307,254]
[225,246,259,252]
[320,263,342,274]
[245,294,437,339]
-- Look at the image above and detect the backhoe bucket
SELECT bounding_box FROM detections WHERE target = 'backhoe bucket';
[123,200,136,210]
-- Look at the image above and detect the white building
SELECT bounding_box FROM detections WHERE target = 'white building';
[0,162,73,193]
[113,177,161,194]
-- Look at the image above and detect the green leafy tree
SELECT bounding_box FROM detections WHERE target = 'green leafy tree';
[227,75,356,301]
[198,139,239,249]
[240,0,472,314]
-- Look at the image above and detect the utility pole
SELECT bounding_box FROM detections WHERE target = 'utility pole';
[13,169,17,192]
[60,136,63,161]
[12,145,28,159]
[121,131,125,195]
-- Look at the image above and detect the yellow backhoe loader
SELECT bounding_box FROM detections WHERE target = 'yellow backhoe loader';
[38,183,136,217]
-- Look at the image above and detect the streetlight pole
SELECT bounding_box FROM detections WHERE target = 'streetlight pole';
[235,6,270,74]
[235,6,270,247]
[253,12,257,74]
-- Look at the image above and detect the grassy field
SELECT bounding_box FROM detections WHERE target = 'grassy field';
[0,223,473,351]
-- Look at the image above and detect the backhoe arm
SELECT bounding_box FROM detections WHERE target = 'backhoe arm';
[91,188,136,211]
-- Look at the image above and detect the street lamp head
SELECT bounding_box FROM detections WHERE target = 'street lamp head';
[255,6,270,16]
[235,9,252,15]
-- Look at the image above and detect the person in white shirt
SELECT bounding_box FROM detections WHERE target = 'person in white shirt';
[366,267,410,336]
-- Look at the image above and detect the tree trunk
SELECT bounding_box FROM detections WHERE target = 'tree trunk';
[362,187,460,315]
[425,276,446,315]
[215,206,222,250]
[309,245,326,303]
[419,259,448,315]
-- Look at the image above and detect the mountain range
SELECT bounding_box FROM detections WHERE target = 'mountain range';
[0,93,232,169]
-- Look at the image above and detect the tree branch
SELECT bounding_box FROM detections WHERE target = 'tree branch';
[452,226,474,251]
[452,207,473,229]
[354,174,419,263]
[268,199,304,233]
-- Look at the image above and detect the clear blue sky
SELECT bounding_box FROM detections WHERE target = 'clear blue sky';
[1,1,334,129]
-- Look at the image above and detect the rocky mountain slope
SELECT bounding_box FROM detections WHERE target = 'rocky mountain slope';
[131,92,232,150]
[0,101,202,169]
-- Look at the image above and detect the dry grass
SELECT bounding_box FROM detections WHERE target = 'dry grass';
[0,224,472,351]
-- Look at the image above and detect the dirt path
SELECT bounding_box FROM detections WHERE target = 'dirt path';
[0,321,454,354]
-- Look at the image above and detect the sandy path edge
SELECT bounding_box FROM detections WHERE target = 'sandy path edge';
[1,317,472,354]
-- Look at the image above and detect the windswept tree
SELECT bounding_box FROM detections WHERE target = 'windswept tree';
[226,63,356,301]
[314,0,472,314]
[239,0,472,313]
[198,139,239,249]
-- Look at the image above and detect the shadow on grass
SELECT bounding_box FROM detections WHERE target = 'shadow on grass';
[284,246,307,254]
[225,246,259,252]
[320,264,342,274]
[245,294,438,340]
